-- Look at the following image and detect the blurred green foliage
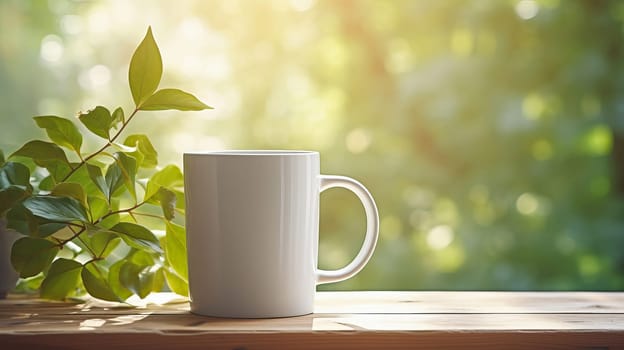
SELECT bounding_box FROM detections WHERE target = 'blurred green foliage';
[1,0,623,290]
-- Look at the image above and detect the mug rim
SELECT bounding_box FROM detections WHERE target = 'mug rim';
[184,150,318,156]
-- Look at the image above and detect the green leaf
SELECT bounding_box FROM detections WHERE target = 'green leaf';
[81,262,120,302]
[164,268,188,297]
[128,249,155,266]
[110,222,162,253]
[129,26,162,107]
[33,116,83,154]
[139,88,212,111]
[0,186,28,215]
[78,106,113,140]
[87,199,109,225]
[157,187,176,220]
[104,152,137,201]
[174,189,185,211]
[111,142,137,153]
[126,248,153,266]
[0,161,31,189]
[11,140,69,165]
[108,259,133,300]
[37,222,66,237]
[124,134,158,168]
[152,267,165,293]
[6,204,65,237]
[15,274,44,293]
[119,262,154,299]
[22,195,88,222]
[11,237,59,278]
[89,230,121,258]
[145,164,183,200]
[111,107,125,126]
[45,162,73,182]
[86,163,108,198]
[51,182,88,208]
[38,176,55,191]
[5,204,37,235]
[11,140,70,166]
[88,197,116,227]
[165,221,187,280]
[40,258,83,300]
[0,149,5,165]
[113,152,137,201]
[104,161,124,200]
[62,163,108,207]
[10,141,71,181]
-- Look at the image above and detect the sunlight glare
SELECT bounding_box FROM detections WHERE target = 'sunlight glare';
[87,10,109,34]
[89,65,111,87]
[583,125,612,156]
[516,193,539,215]
[450,29,473,57]
[79,318,106,331]
[345,128,372,154]
[177,18,206,41]
[426,225,454,250]
[386,38,414,74]
[173,133,225,154]
[290,0,316,12]
[515,0,539,20]
[61,15,83,35]
[78,65,111,90]
[40,35,64,63]
[523,93,545,120]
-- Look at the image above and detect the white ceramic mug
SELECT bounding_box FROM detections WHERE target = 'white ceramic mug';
[183,151,379,318]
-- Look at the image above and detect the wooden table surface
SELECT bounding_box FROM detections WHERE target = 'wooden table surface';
[1,291,623,349]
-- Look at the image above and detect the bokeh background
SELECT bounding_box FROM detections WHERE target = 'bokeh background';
[1,0,624,290]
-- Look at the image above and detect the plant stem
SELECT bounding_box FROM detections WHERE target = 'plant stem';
[132,212,166,220]
[58,222,85,229]
[94,200,146,225]
[75,230,97,258]
[59,227,86,246]
[61,107,140,182]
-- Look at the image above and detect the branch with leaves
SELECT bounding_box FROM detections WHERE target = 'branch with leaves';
[0,27,210,301]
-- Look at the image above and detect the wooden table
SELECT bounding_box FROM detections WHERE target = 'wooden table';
[1,291,623,349]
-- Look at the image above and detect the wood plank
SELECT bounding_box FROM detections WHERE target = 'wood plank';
[314,291,624,314]
[1,292,623,349]
[3,291,624,316]
[2,313,624,333]
[2,332,624,350]
[1,292,623,333]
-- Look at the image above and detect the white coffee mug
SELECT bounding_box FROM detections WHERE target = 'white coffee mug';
[183,150,379,318]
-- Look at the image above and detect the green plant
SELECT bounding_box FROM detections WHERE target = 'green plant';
[0,27,210,301]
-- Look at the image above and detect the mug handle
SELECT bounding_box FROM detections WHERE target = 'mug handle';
[316,175,380,285]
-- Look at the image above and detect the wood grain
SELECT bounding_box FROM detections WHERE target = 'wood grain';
[1,291,623,349]
[3,332,624,350]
